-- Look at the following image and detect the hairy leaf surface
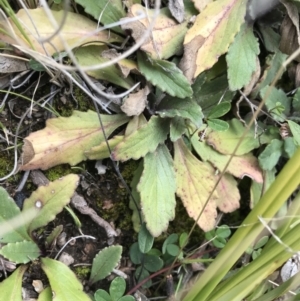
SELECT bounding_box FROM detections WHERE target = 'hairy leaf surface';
[138,144,176,237]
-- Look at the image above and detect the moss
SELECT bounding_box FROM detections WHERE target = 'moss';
[74,266,91,280]
[72,86,94,112]
[0,152,20,183]
[44,164,79,181]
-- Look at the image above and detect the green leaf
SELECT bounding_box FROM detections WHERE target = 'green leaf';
[283,137,297,158]
[288,120,300,146]
[179,232,189,248]
[170,117,187,141]
[251,51,288,97]
[156,97,203,127]
[260,86,290,122]
[207,119,229,131]
[135,266,151,288]
[29,59,46,71]
[254,236,268,250]
[137,52,193,98]
[166,244,180,257]
[74,0,125,33]
[207,102,231,119]
[0,187,32,243]
[41,258,92,301]
[206,119,260,155]
[112,116,170,161]
[138,223,154,254]
[119,296,135,301]
[110,277,126,300]
[0,240,40,264]
[144,254,164,272]
[137,144,176,237]
[216,225,231,239]
[226,23,260,91]
[74,45,134,89]
[37,287,52,301]
[162,233,179,254]
[258,139,283,171]
[193,74,235,117]
[23,174,79,233]
[94,289,111,301]
[89,246,122,285]
[129,242,142,265]
[0,265,27,301]
[213,237,226,249]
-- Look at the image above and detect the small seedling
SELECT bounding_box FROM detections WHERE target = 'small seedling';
[94,277,134,301]
[205,225,231,249]
[246,236,269,260]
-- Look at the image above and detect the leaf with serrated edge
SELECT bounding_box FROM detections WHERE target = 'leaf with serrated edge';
[137,52,192,99]
[20,111,129,170]
[206,118,260,155]
[191,135,263,183]
[215,174,240,212]
[121,5,193,59]
[0,241,40,264]
[0,265,27,301]
[23,174,79,233]
[226,23,260,91]
[74,0,125,33]
[41,258,91,301]
[0,187,32,243]
[0,8,122,56]
[112,116,170,161]
[138,144,176,237]
[156,97,203,127]
[174,138,218,231]
[180,0,247,80]
[89,246,122,285]
[75,46,134,89]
